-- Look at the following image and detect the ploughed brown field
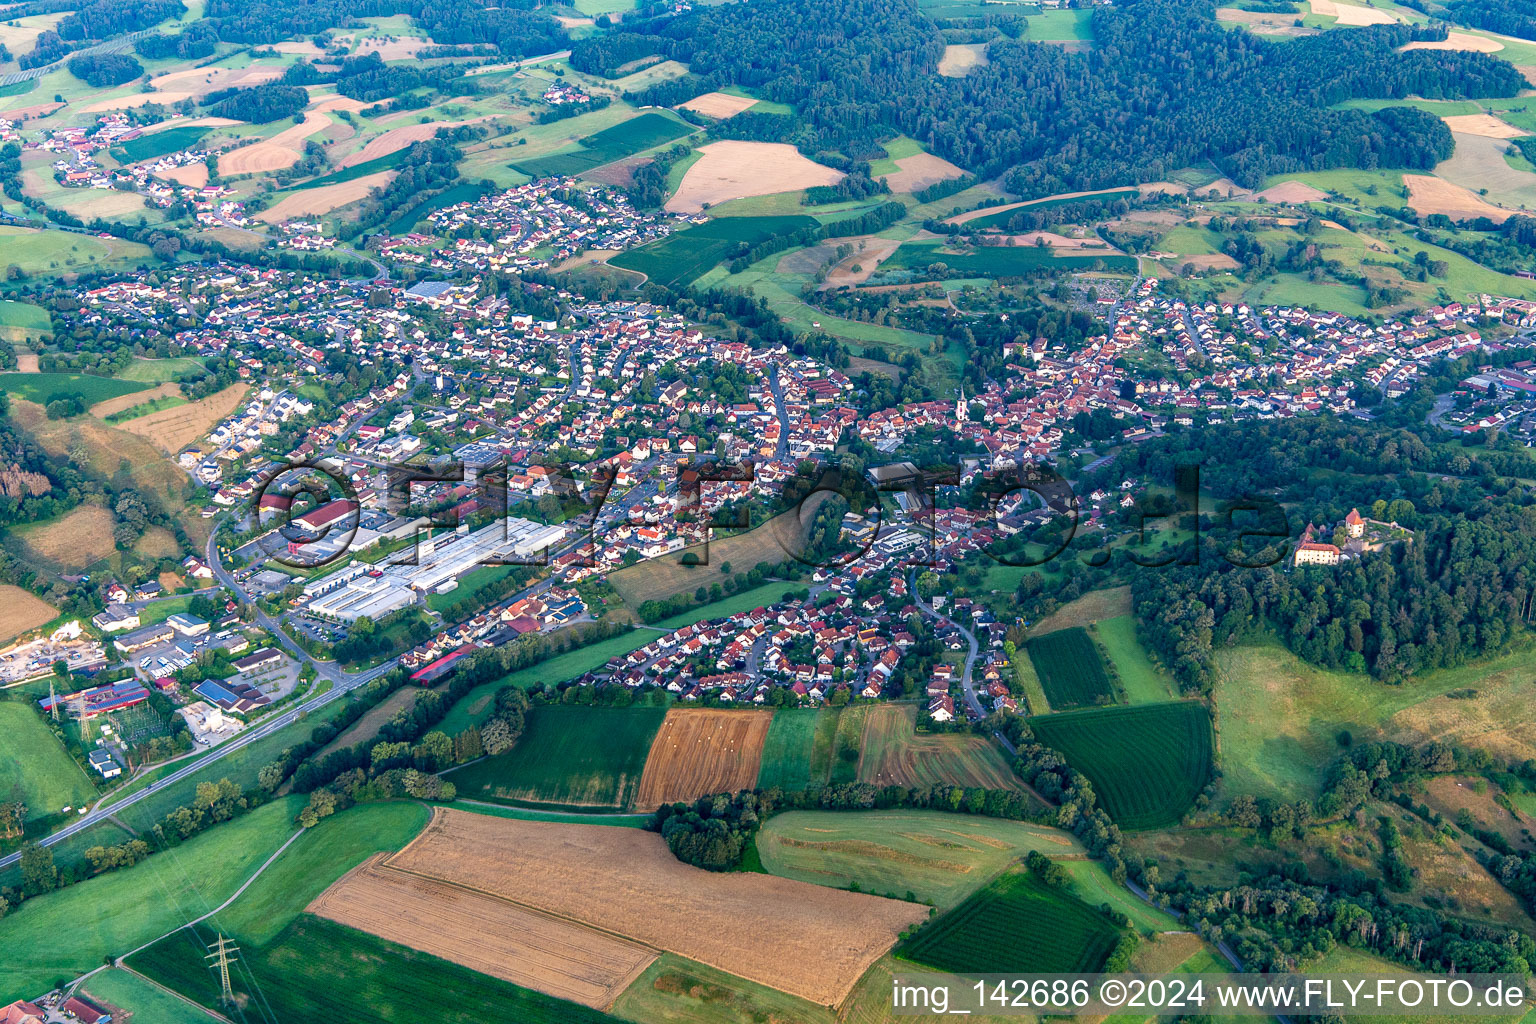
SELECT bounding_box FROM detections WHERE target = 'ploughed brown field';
[635,708,774,809]
[307,853,656,1009]
[385,808,927,1005]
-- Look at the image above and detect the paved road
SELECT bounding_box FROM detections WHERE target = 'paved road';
[908,567,984,719]
[767,364,790,461]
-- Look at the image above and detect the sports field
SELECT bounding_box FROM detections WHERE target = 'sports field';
[1026,627,1115,708]
[756,809,1084,909]
[510,111,694,178]
[133,915,615,1024]
[0,701,96,822]
[1029,701,1214,830]
[610,214,821,289]
[444,704,666,810]
[898,869,1122,973]
[0,372,150,406]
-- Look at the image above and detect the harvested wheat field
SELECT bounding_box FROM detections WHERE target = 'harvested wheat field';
[309,853,656,1010]
[1312,0,1398,23]
[150,64,284,99]
[1252,180,1329,204]
[1216,7,1316,35]
[1401,30,1503,52]
[882,153,965,193]
[18,504,116,568]
[272,40,326,55]
[666,141,843,214]
[119,382,247,453]
[136,116,243,137]
[257,170,396,222]
[677,91,758,119]
[161,163,208,187]
[635,708,774,809]
[0,102,63,122]
[1442,114,1526,139]
[89,381,178,419]
[220,113,330,174]
[85,93,193,112]
[308,92,371,113]
[339,118,488,168]
[0,585,56,644]
[1404,173,1513,223]
[387,808,927,1005]
[937,42,988,77]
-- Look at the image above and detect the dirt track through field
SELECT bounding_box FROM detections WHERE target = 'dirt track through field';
[386,808,927,1005]
[635,708,773,808]
[308,854,656,1010]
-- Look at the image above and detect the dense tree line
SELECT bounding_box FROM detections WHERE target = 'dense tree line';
[282,51,473,103]
[203,82,309,122]
[622,0,1522,195]
[67,52,142,86]
[135,21,218,58]
[569,32,660,77]
[57,0,184,40]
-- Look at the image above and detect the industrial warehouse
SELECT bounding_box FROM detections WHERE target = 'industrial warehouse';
[302,517,567,622]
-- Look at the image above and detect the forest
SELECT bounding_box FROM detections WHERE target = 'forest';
[202,83,310,122]
[1437,0,1536,40]
[626,0,1522,195]
[67,52,142,86]
[198,0,563,55]
[1114,416,1536,688]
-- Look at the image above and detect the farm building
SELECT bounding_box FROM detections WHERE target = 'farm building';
[0,1000,45,1024]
